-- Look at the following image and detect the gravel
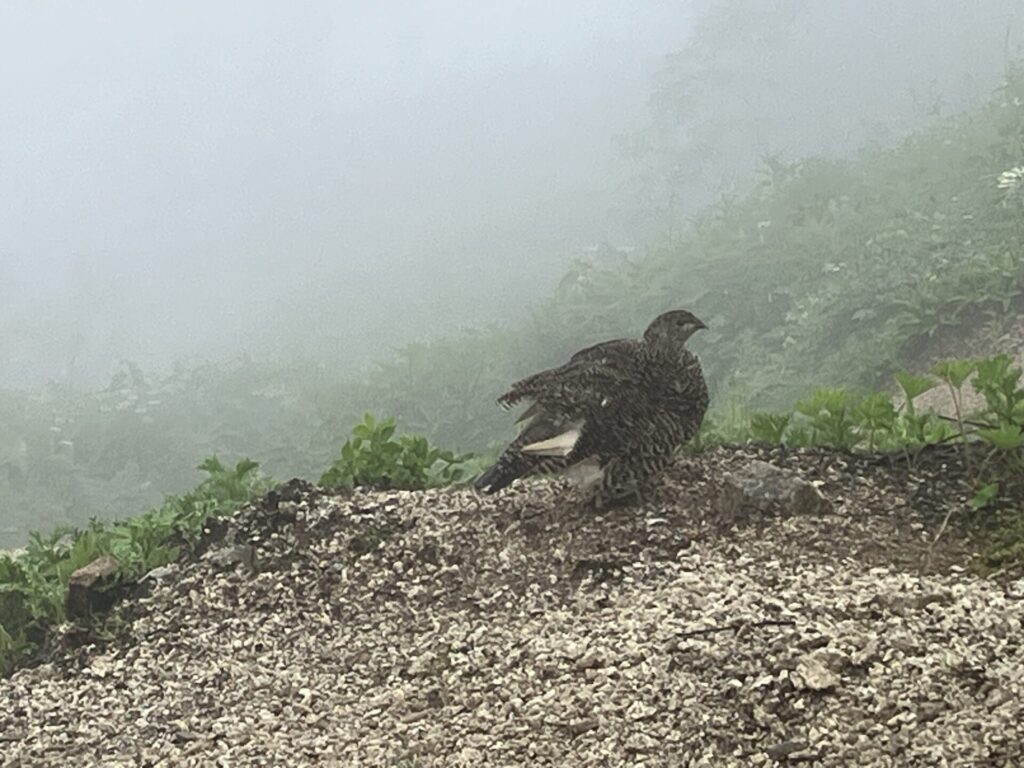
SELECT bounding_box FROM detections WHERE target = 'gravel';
[2,446,1022,767]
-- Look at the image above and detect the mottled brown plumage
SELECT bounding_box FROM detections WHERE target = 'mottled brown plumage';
[474,310,709,505]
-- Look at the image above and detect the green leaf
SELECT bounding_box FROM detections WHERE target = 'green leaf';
[922,419,956,445]
[235,458,260,477]
[795,388,855,418]
[855,392,896,425]
[895,372,936,404]
[970,482,1000,510]
[197,455,226,475]
[976,424,1024,451]
[319,414,472,491]
[749,412,791,443]
[975,354,1019,390]
[930,359,975,390]
[784,425,813,448]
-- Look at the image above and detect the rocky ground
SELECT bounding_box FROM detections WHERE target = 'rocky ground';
[2,445,1022,767]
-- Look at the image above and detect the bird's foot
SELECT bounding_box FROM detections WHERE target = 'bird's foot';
[634,482,658,509]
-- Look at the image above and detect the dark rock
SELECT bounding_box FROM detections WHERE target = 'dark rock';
[201,544,257,572]
[571,558,627,585]
[65,555,120,620]
[717,460,830,521]
[916,702,946,723]
[567,717,599,737]
[425,687,445,709]
[273,478,315,504]
[765,739,809,760]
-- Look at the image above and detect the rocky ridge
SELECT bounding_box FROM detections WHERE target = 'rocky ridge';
[1,446,1022,767]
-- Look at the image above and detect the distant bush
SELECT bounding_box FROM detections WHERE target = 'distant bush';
[319,413,473,491]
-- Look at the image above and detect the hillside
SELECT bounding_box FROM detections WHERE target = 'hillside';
[2,447,1022,766]
[2,65,1023,548]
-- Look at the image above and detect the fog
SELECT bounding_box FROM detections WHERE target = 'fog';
[1,0,1021,387]
[0,1,705,386]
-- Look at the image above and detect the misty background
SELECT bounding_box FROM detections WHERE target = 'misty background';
[1,0,1023,548]
[3,1,1020,387]
[2,1,706,385]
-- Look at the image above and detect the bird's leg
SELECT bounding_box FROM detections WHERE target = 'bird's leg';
[561,484,598,517]
[633,485,649,510]
[634,478,657,510]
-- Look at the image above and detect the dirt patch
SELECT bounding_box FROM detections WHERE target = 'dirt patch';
[1,447,1021,766]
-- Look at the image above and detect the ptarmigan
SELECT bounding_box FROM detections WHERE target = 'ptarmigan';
[474,309,709,506]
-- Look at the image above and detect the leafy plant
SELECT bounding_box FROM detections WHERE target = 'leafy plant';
[931,360,976,391]
[974,354,1024,427]
[749,412,791,444]
[853,393,897,452]
[793,388,858,449]
[976,423,1024,451]
[892,372,940,446]
[971,482,1001,511]
[319,414,473,491]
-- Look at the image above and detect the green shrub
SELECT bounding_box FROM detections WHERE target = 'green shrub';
[319,413,473,491]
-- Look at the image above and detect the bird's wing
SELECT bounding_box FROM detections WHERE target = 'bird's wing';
[517,374,649,460]
[568,337,636,364]
[497,339,642,459]
[499,338,637,412]
[570,348,711,463]
[511,339,633,424]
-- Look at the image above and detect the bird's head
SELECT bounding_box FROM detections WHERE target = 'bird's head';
[642,309,707,347]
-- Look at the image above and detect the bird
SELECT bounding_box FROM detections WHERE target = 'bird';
[473,309,709,507]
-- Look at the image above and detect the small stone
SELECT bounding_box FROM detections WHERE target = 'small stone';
[202,544,256,571]
[765,740,808,760]
[567,717,599,736]
[574,651,603,672]
[795,653,841,691]
[626,702,657,721]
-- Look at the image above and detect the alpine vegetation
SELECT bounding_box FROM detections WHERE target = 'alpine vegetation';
[474,309,709,506]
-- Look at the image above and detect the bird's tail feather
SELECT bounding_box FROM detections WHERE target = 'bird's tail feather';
[473,458,520,494]
[520,427,581,457]
[473,450,568,494]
